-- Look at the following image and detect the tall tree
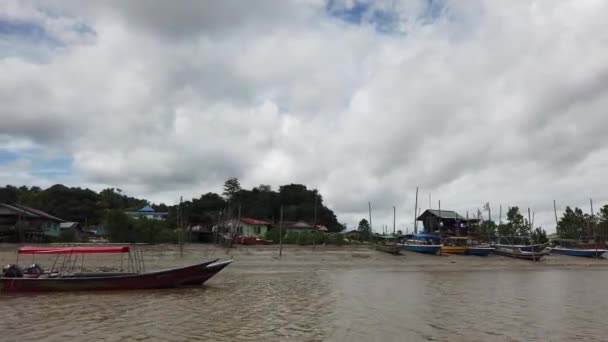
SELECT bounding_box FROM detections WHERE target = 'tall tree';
[556,206,587,240]
[222,177,242,200]
[358,218,371,238]
[531,227,548,244]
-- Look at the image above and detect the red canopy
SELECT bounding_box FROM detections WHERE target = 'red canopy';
[18,246,130,254]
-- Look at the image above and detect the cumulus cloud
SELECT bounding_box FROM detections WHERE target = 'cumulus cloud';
[1,0,608,232]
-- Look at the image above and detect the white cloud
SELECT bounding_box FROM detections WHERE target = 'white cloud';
[1,0,608,232]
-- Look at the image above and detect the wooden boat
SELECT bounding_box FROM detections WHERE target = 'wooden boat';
[465,246,494,256]
[549,240,606,258]
[441,237,467,254]
[375,244,401,255]
[0,246,232,292]
[493,244,550,261]
[464,237,494,256]
[440,237,494,256]
[550,247,606,258]
[397,234,442,255]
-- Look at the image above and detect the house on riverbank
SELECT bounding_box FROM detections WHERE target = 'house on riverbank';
[0,203,64,241]
[417,209,480,236]
[125,205,168,220]
[239,218,272,238]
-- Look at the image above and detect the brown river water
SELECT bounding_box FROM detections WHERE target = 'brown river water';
[1,244,608,341]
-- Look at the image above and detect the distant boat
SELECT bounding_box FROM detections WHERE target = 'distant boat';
[441,237,467,254]
[493,243,550,261]
[397,234,442,255]
[549,239,607,258]
[440,237,494,256]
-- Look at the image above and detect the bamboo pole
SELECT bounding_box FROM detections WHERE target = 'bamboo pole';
[414,187,419,234]
[368,202,373,239]
[591,198,597,258]
[553,200,559,227]
[279,205,284,258]
[393,206,396,235]
[179,196,184,258]
[312,193,318,250]
[438,200,441,233]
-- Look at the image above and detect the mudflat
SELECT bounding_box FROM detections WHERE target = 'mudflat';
[1,244,607,341]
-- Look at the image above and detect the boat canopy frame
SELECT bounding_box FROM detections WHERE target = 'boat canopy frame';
[15,246,146,275]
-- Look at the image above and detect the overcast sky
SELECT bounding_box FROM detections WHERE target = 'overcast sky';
[1,0,607,233]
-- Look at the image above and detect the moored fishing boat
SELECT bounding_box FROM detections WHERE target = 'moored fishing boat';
[0,246,232,292]
[549,239,607,258]
[441,237,467,254]
[465,246,495,256]
[493,243,550,261]
[464,237,494,256]
[397,234,442,255]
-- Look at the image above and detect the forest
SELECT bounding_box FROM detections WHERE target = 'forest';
[0,178,345,243]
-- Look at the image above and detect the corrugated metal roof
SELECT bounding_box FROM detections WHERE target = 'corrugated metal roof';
[10,204,64,222]
[240,218,272,225]
[417,209,467,220]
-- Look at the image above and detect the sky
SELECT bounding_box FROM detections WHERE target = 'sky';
[1,0,608,233]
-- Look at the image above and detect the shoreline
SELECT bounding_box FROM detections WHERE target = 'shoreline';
[1,243,607,273]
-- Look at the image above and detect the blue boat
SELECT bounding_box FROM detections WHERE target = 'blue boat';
[550,247,606,258]
[549,239,606,258]
[399,244,442,254]
[465,246,494,256]
[397,234,442,255]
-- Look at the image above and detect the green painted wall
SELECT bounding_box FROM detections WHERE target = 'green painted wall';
[44,222,61,238]
[241,223,269,238]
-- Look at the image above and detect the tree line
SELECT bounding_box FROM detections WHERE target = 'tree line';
[0,178,345,242]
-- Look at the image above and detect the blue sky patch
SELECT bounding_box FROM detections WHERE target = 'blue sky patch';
[0,18,62,47]
[326,0,447,33]
[0,145,72,178]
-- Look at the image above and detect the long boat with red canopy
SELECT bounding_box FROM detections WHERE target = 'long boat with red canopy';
[1,245,232,292]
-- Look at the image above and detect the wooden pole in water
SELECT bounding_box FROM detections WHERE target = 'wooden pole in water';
[312,193,318,250]
[499,205,502,225]
[438,200,441,234]
[488,202,492,222]
[393,206,396,235]
[429,193,431,210]
[368,202,373,239]
[553,200,559,227]
[179,196,184,258]
[414,187,419,234]
[591,198,597,258]
[279,205,284,258]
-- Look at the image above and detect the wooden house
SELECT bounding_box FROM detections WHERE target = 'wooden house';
[416,209,479,236]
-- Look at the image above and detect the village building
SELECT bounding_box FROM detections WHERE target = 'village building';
[272,220,322,234]
[238,218,272,238]
[417,209,480,236]
[125,205,168,220]
[0,203,64,241]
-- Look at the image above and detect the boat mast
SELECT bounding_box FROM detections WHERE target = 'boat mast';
[414,187,419,234]
[393,206,396,235]
[312,192,318,250]
[368,202,373,239]
[279,204,284,258]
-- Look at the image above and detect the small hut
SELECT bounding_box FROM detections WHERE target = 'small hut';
[417,209,479,236]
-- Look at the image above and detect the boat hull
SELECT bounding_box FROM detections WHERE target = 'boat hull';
[465,247,494,256]
[550,248,607,258]
[0,259,232,292]
[494,247,549,261]
[375,244,401,255]
[398,244,442,254]
[441,246,467,254]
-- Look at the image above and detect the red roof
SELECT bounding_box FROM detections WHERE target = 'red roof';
[18,246,130,254]
[240,218,272,225]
